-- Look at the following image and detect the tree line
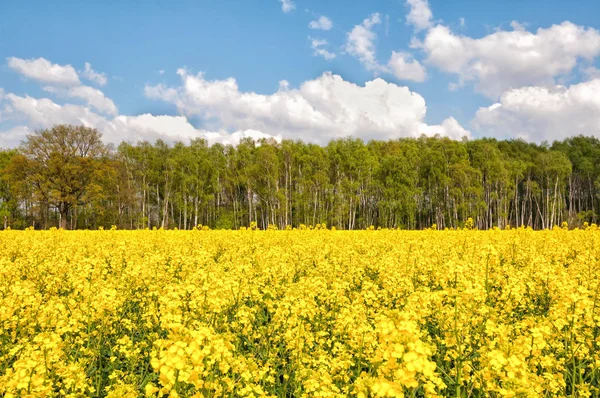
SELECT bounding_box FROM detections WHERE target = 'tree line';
[1,124,599,230]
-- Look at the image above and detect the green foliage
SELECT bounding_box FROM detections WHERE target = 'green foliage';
[215,210,235,230]
[3,125,600,230]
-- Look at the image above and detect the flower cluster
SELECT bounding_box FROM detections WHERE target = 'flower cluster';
[0,228,599,397]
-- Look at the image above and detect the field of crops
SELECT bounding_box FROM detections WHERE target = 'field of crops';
[1,228,599,397]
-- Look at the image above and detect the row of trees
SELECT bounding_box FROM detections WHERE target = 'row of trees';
[1,124,600,230]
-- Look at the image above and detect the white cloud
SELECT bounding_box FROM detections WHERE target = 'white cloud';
[1,93,109,131]
[7,57,80,86]
[0,93,282,147]
[279,0,295,13]
[387,51,427,82]
[112,114,282,145]
[81,62,108,86]
[345,13,383,72]
[346,13,426,82]
[0,125,31,148]
[473,79,600,142]
[145,69,469,143]
[1,57,469,148]
[279,80,290,90]
[583,66,600,79]
[42,85,118,115]
[406,0,433,31]
[509,20,528,31]
[6,57,116,114]
[310,37,336,60]
[421,22,600,98]
[420,117,469,140]
[309,16,333,31]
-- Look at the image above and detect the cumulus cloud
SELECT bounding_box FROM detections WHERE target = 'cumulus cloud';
[346,13,427,82]
[420,22,600,98]
[583,66,600,79]
[1,94,109,134]
[4,94,107,126]
[387,51,427,82]
[402,0,600,98]
[2,56,284,147]
[473,79,600,142]
[7,57,116,115]
[309,16,333,31]
[1,56,469,148]
[279,0,295,13]
[310,37,336,60]
[345,13,383,72]
[81,62,108,86]
[7,57,80,86]
[420,117,469,140]
[406,0,433,31]
[42,85,118,115]
[0,126,32,148]
[111,115,282,145]
[0,93,282,147]
[145,69,469,143]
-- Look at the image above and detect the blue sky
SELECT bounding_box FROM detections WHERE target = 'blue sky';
[1,0,600,147]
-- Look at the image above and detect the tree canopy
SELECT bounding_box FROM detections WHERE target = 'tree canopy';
[2,125,600,230]
[3,125,109,229]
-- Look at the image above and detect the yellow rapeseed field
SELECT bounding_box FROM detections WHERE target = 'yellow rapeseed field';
[1,227,600,397]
